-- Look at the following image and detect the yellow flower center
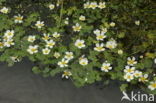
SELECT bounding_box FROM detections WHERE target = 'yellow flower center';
[96,47,103,50]
[15,17,22,21]
[127,75,131,79]
[77,43,83,47]
[127,69,133,73]
[0,42,4,47]
[97,35,104,39]
[31,48,36,52]
[64,72,70,76]
[128,60,135,64]
[152,83,156,88]
[74,26,81,31]
[103,66,109,70]
[140,77,146,82]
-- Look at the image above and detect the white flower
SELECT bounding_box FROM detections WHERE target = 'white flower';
[140,55,144,59]
[72,23,82,32]
[110,22,116,27]
[94,43,105,52]
[79,57,88,66]
[134,70,142,78]
[101,62,112,72]
[42,48,50,55]
[4,30,15,38]
[139,74,148,82]
[148,81,156,91]
[14,14,23,23]
[95,32,106,41]
[106,39,117,49]
[93,29,101,35]
[54,52,61,58]
[124,73,134,82]
[89,2,98,9]
[84,2,90,8]
[101,28,107,33]
[35,21,44,28]
[10,56,20,62]
[98,2,106,9]
[58,58,69,68]
[42,33,50,41]
[64,18,69,24]
[124,66,135,74]
[52,32,60,38]
[46,39,55,48]
[75,39,85,49]
[79,15,86,21]
[0,7,9,14]
[118,50,123,55]
[62,70,72,79]
[64,20,69,25]
[127,57,137,66]
[64,52,74,60]
[27,35,36,42]
[4,39,14,47]
[27,45,38,54]
[135,20,140,26]
[154,58,156,64]
[49,4,55,10]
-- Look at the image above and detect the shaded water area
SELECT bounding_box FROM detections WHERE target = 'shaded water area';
[0,59,153,103]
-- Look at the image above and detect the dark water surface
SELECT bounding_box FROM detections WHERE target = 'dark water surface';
[0,59,150,103]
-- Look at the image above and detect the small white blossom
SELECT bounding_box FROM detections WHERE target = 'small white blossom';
[46,39,55,48]
[79,15,86,21]
[98,2,106,9]
[64,18,69,24]
[54,52,61,58]
[72,23,82,32]
[58,58,69,68]
[62,70,72,79]
[42,33,50,41]
[0,7,9,14]
[127,57,137,66]
[101,62,112,72]
[118,50,123,55]
[49,4,55,10]
[139,74,148,82]
[124,73,134,82]
[10,56,20,62]
[27,45,38,54]
[35,21,44,28]
[42,48,50,55]
[4,39,14,47]
[148,81,156,91]
[79,56,88,66]
[27,35,36,43]
[4,30,15,39]
[94,43,105,52]
[106,39,117,49]
[124,66,135,74]
[134,70,142,78]
[75,39,85,49]
[89,2,98,9]
[84,2,90,8]
[52,32,60,38]
[64,52,74,60]
[135,20,140,26]
[93,29,101,35]
[14,14,23,23]
[110,22,116,27]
